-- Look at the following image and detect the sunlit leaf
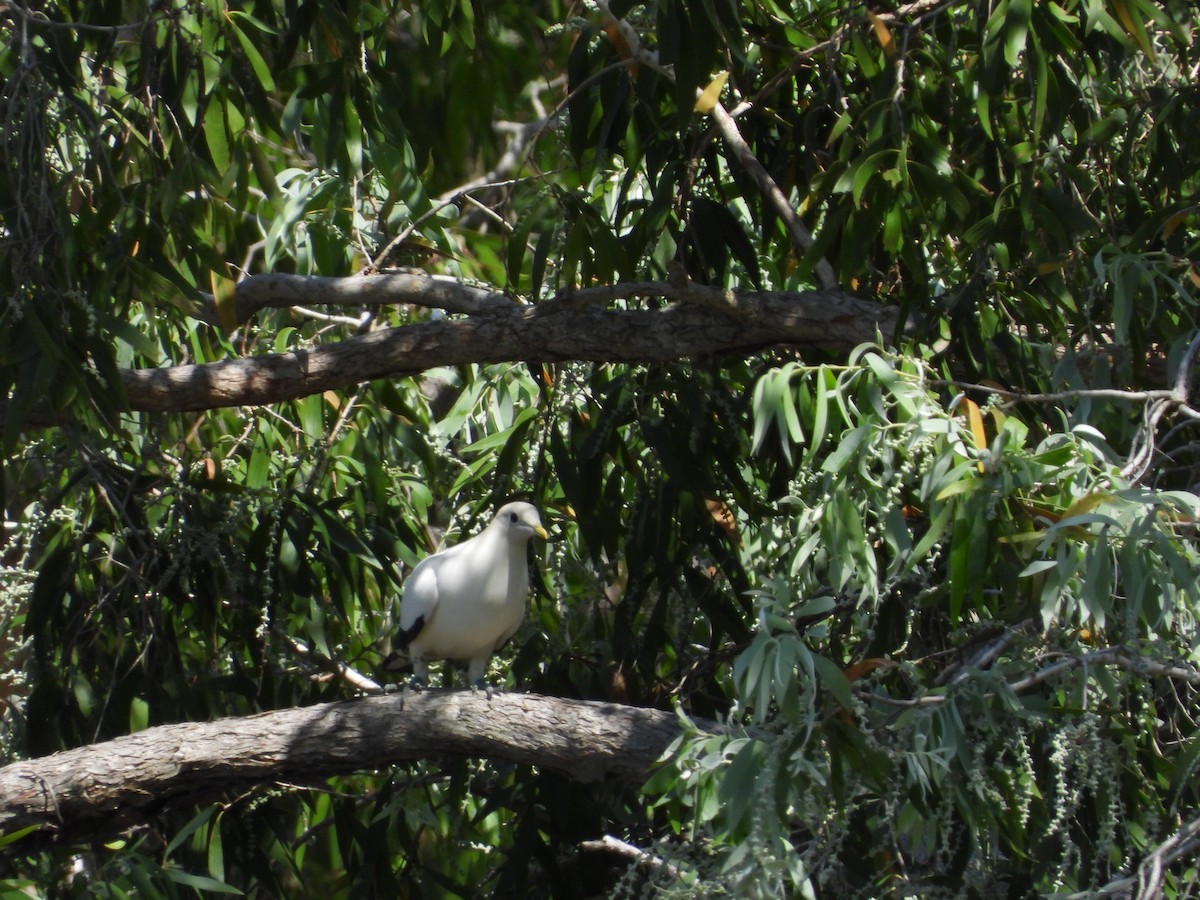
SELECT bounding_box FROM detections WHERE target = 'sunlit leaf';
[693,71,729,114]
[866,11,896,58]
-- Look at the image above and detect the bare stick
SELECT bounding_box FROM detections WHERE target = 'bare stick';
[708,101,838,289]
[594,3,838,290]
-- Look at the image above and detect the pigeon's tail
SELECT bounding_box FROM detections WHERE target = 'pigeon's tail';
[381,615,426,671]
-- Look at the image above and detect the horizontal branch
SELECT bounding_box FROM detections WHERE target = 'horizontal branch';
[942,378,1183,408]
[855,644,1200,710]
[192,272,516,325]
[0,692,704,845]
[125,281,894,412]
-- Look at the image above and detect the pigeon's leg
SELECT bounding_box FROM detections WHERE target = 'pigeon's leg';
[380,667,421,696]
[408,657,429,691]
[397,660,429,708]
[467,657,497,699]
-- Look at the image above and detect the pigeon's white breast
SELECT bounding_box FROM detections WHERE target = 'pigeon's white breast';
[407,531,529,661]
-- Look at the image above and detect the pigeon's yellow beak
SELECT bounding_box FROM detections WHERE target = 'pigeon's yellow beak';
[534,525,549,540]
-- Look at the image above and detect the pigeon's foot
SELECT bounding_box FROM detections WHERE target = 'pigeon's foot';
[394,675,427,709]
[471,679,497,700]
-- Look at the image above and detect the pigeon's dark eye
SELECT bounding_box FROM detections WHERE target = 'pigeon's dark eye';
[509,512,519,523]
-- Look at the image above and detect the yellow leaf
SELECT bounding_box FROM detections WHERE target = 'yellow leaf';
[1019,501,1061,525]
[996,531,1048,544]
[1162,210,1190,240]
[1060,491,1111,521]
[1189,268,1200,290]
[210,271,239,333]
[693,71,729,114]
[843,658,897,682]
[964,397,987,472]
[867,11,896,58]
[705,498,741,547]
[1110,0,1155,57]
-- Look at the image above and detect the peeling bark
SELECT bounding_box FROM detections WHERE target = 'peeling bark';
[0,691,708,845]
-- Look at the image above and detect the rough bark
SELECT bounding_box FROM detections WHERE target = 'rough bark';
[0,691,707,845]
[124,274,897,412]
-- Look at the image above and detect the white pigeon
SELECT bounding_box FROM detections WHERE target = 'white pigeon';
[384,501,548,694]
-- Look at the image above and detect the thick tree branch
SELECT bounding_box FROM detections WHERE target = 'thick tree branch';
[0,692,706,845]
[128,279,894,412]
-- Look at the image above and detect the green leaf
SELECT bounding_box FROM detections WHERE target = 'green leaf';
[976,90,994,140]
[902,504,950,573]
[297,394,325,440]
[803,366,832,466]
[936,476,981,501]
[228,11,277,91]
[0,826,40,849]
[811,652,854,709]
[822,424,870,475]
[312,506,382,569]
[95,312,160,362]
[208,814,226,883]
[721,739,761,832]
[164,867,243,894]
[204,98,230,172]
[129,697,149,733]
[246,447,270,490]
[1031,33,1049,143]
[1019,559,1059,578]
[826,110,852,146]
[1004,0,1032,65]
[166,806,219,856]
[850,150,895,207]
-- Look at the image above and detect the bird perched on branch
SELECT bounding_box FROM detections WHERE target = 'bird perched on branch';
[383,501,548,696]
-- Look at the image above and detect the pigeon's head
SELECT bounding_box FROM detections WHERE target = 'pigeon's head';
[493,501,549,542]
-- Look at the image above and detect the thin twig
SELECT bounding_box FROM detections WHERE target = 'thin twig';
[856,645,1200,711]
[283,635,383,695]
[1004,647,1124,694]
[577,834,683,881]
[595,3,838,290]
[746,0,966,116]
[460,193,514,234]
[366,58,632,275]
[1,1,162,35]
[1172,327,1200,398]
[1097,814,1200,898]
[365,175,546,276]
[290,306,373,328]
[707,101,838,290]
[936,379,1179,406]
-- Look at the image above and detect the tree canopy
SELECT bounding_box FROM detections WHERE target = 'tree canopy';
[2,0,1199,896]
